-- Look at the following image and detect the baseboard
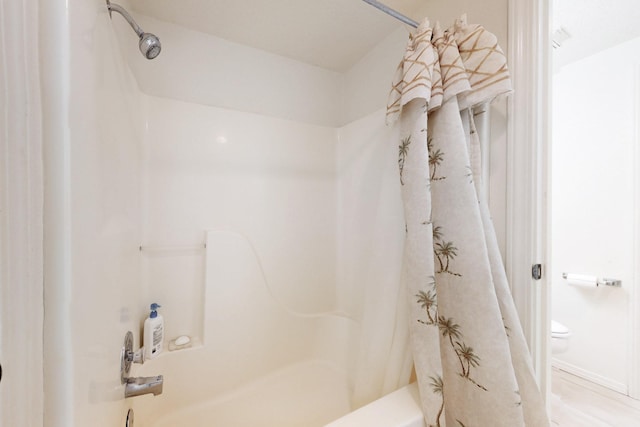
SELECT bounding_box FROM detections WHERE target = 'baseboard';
[552,358,628,395]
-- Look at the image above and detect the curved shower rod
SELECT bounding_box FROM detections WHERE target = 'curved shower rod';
[361,0,419,28]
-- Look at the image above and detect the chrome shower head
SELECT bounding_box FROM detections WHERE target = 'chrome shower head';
[107,1,161,60]
[139,33,161,60]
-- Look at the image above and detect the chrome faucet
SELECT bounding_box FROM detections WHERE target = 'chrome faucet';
[125,375,164,398]
[121,331,164,398]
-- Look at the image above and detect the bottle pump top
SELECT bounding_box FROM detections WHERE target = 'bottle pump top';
[150,303,161,319]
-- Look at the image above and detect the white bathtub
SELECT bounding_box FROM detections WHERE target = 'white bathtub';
[136,358,423,427]
[327,382,425,427]
[134,231,422,426]
[145,359,350,426]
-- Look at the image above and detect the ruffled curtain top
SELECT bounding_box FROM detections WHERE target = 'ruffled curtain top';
[386,15,512,124]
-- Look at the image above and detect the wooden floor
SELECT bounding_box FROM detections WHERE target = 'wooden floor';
[551,368,640,426]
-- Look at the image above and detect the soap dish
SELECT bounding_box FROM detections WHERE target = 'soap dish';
[168,335,192,351]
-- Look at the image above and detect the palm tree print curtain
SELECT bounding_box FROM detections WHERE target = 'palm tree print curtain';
[387,16,550,426]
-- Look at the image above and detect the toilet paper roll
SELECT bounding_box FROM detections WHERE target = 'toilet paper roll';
[563,273,598,287]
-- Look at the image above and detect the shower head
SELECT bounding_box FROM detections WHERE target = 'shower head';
[106,1,161,60]
[139,33,161,60]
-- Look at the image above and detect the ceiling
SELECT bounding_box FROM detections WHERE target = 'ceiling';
[130,0,422,72]
[130,0,640,71]
[553,0,640,66]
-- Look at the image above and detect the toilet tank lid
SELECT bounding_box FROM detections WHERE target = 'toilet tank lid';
[551,320,570,335]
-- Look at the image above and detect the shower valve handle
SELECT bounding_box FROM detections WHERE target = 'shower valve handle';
[125,347,145,365]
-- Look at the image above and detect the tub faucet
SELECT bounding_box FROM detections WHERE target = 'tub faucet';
[121,331,164,398]
[125,375,164,398]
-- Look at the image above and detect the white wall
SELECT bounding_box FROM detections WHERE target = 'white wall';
[121,15,342,127]
[551,37,640,392]
[127,10,390,349]
[1,1,44,425]
[44,1,146,426]
[141,95,338,339]
[340,28,408,125]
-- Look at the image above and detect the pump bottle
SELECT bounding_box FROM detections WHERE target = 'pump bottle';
[144,303,164,359]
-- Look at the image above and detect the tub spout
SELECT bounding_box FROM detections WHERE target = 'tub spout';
[125,375,163,398]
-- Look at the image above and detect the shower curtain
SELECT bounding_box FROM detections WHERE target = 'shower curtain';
[387,16,550,426]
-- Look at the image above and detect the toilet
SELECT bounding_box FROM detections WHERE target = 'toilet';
[551,320,571,354]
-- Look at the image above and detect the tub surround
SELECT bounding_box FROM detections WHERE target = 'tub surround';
[133,231,357,426]
[44,2,147,427]
[45,0,511,425]
[127,5,508,425]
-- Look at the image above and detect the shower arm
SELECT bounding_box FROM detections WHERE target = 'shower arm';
[106,1,144,38]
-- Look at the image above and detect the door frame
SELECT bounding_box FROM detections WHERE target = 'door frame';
[629,65,640,400]
[0,0,45,424]
[513,0,640,402]
[506,0,552,406]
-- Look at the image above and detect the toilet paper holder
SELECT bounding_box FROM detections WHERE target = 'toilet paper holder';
[562,272,622,287]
